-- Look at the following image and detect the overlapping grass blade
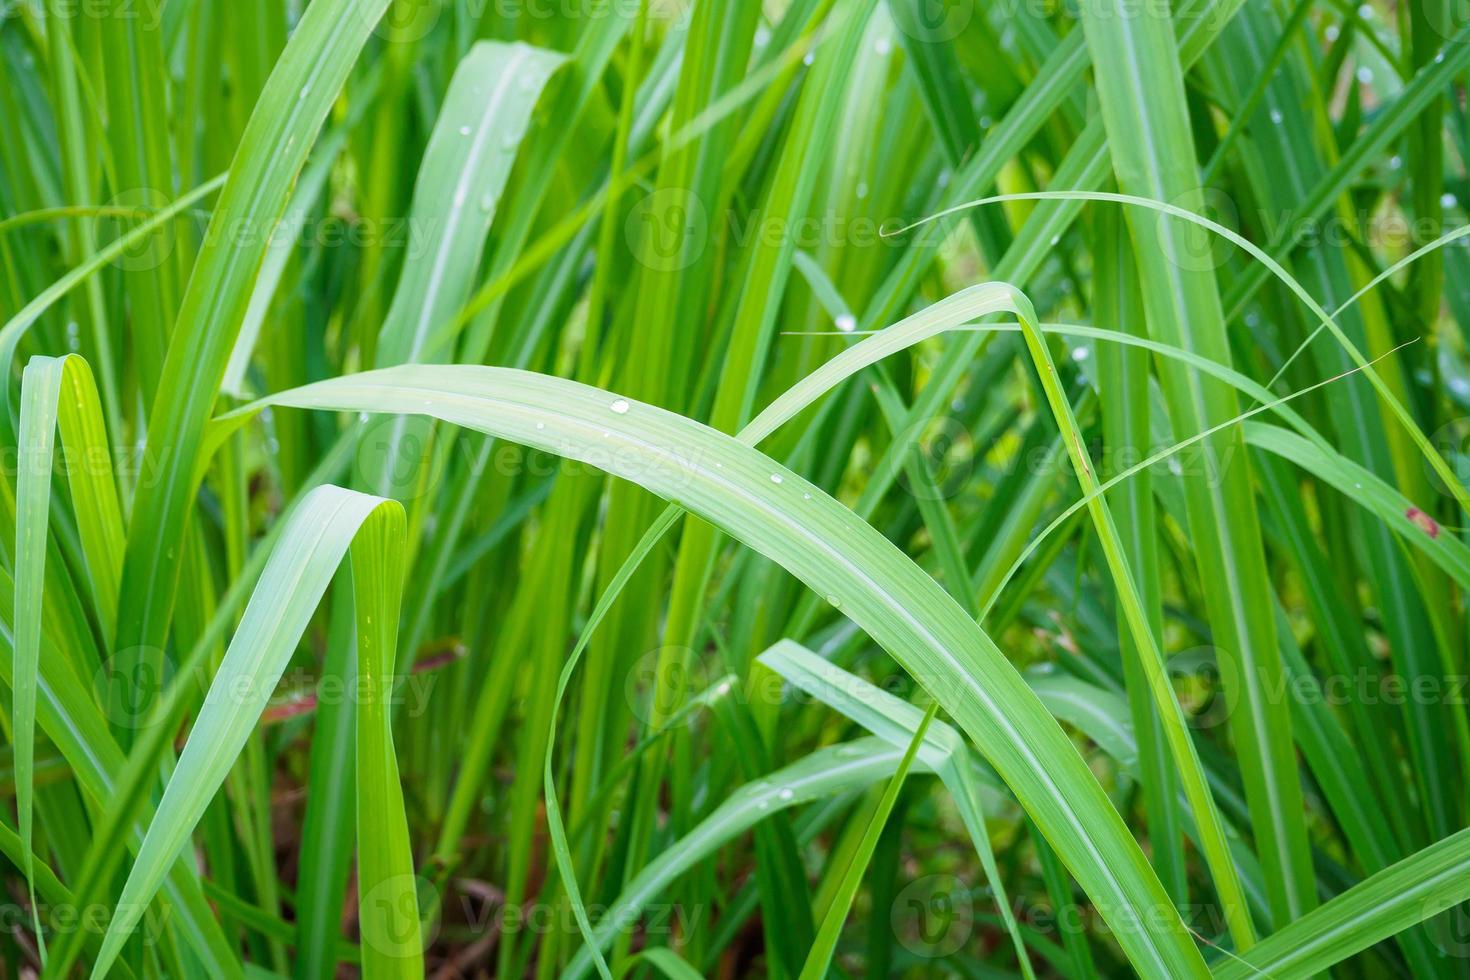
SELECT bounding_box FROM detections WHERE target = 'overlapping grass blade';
[1215,829,1470,979]
[89,488,411,979]
[222,363,1212,976]
[113,0,393,724]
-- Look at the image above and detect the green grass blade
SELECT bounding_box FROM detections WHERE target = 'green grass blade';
[113,0,393,727]
[225,363,1212,976]
[89,488,406,978]
[798,702,937,980]
[1216,829,1470,979]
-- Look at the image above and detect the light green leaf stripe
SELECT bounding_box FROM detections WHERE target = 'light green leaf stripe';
[347,505,422,978]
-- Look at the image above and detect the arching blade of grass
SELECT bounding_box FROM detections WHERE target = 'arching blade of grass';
[13,355,125,951]
[39,436,360,980]
[89,487,413,979]
[1011,287,1256,944]
[222,364,1212,978]
[526,274,1376,972]
[1214,828,1470,980]
[113,0,393,727]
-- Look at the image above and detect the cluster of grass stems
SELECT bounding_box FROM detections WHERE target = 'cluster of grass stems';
[2,0,1470,976]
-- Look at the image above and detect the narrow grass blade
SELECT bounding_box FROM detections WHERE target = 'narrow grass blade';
[224,364,1212,976]
[114,0,393,724]
[89,488,407,979]
[1215,829,1470,979]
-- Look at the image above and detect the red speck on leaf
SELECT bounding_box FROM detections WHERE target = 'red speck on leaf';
[1406,506,1440,539]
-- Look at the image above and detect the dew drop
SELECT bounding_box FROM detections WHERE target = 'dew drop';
[802,51,815,66]
[874,37,892,56]
[778,787,794,801]
[458,125,471,136]
[770,474,784,485]
[1356,66,1374,84]
[835,313,857,333]
[479,192,495,212]
[826,595,841,608]
[611,398,630,415]
[855,181,869,200]
[1269,108,1284,124]
[535,421,546,430]
[802,492,812,501]
[1442,192,1458,209]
